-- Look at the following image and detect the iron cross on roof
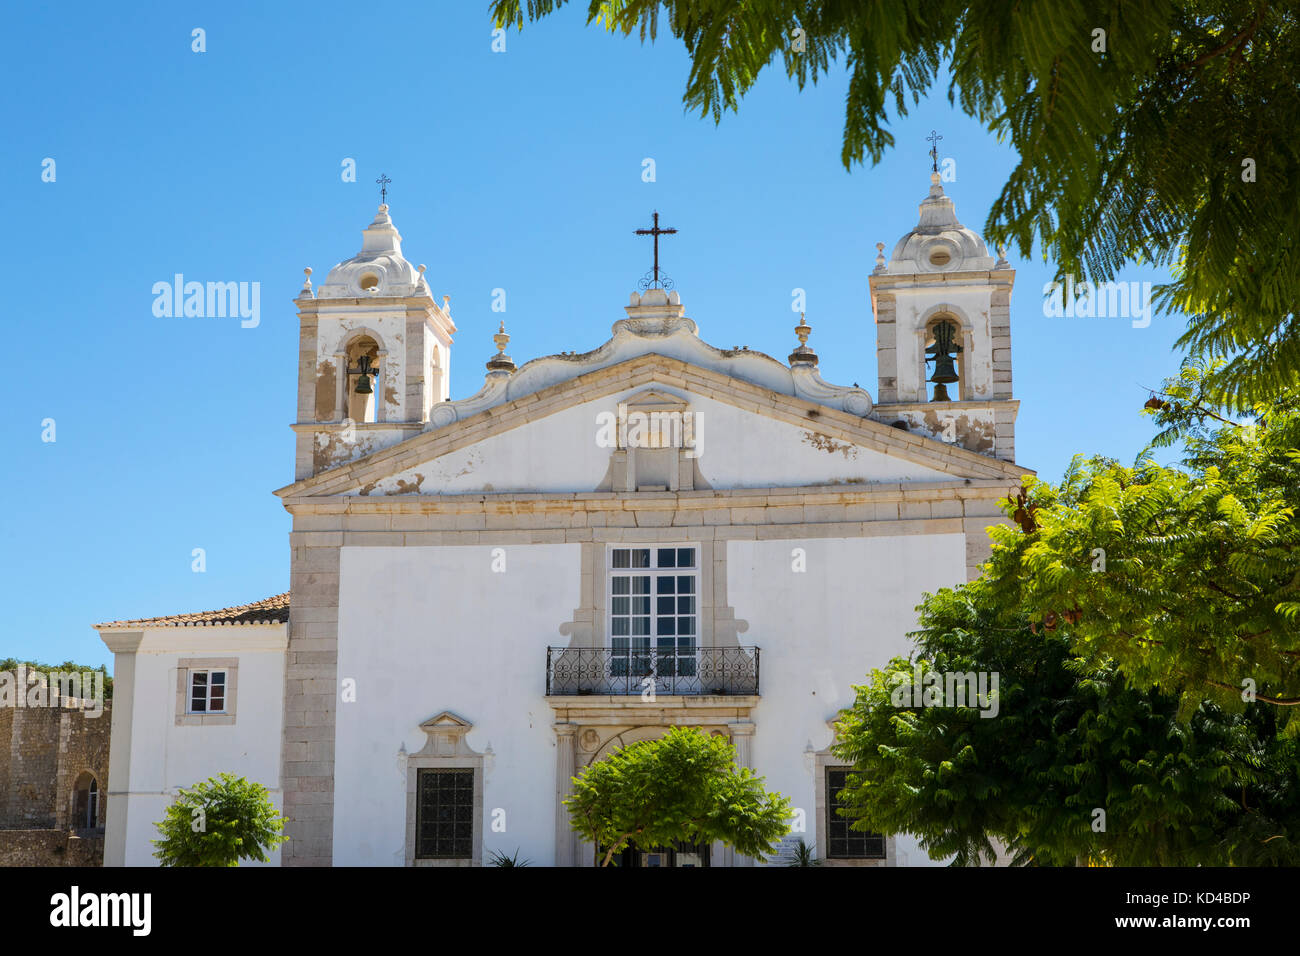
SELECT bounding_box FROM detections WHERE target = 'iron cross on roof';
[926,130,943,173]
[634,211,678,290]
[376,173,391,204]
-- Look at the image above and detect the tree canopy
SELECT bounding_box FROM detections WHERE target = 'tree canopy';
[987,363,1300,717]
[152,773,288,867]
[565,726,791,865]
[831,576,1300,866]
[491,1,1300,406]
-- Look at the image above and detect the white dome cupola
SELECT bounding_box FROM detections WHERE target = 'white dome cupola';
[317,204,431,299]
[886,172,997,274]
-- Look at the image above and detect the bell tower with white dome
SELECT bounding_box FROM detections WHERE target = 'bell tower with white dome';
[869,172,1018,462]
[292,203,456,479]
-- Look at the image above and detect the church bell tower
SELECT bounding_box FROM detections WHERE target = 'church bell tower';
[869,172,1018,462]
[292,202,456,479]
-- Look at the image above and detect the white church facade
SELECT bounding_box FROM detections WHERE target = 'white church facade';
[97,173,1030,867]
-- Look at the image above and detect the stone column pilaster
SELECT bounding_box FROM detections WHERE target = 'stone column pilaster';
[554,723,577,866]
[729,721,756,867]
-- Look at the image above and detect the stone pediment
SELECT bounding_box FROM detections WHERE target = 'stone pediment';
[413,711,477,758]
[275,353,1030,501]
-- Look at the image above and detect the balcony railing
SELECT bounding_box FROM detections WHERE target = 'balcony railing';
[546,646,760,696]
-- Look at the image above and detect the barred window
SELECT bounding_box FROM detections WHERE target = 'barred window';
[826,768,885,859]
[415,769,474,860]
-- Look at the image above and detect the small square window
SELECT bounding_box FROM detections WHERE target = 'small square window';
[177,660,238,725]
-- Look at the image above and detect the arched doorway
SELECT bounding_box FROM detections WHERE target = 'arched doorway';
[72,772,99,829]
[585,726,731,868]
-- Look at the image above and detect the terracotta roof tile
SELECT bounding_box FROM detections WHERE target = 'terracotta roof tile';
[96,592,289,629]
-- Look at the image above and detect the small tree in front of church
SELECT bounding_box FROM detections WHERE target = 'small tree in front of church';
[152,772,288,867]
[566,726,791,867]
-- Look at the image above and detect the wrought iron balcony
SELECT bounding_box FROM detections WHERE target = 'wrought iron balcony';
[546,645,760,697]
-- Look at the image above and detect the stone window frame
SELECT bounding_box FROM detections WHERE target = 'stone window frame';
[608,388,699,492]
[560,537,746,656]
[404,712,485,867]
[175,657,238,726]
[813,750,895,868]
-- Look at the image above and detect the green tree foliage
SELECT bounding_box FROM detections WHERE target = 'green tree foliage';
[152,773,288,867]
[987,365,1300,716]
[491,1,1300,405]
[832,578,1300,866]
[565,726,791,866]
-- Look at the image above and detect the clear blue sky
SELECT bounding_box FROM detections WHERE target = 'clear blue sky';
[1,1,1187,670]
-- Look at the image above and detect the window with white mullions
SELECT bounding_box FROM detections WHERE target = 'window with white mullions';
[609,546,698,685]
[188,669,227,713]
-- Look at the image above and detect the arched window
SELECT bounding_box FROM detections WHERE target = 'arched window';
[345,336,380,423]
[73,772,99,829]
[924,316,964,402]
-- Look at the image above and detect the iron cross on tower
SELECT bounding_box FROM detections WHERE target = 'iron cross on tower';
[634,211,678,291]
[376,173,391,204]
[927,130,943,173]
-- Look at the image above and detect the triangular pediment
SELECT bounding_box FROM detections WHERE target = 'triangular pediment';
[420,710,472,733]
[620,388,689,410]
[276,354,1030,500]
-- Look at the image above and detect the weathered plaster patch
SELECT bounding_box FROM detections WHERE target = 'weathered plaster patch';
[314,360,337,420]
[802,431,859,459]
[315,430,379,474]
[392,474,425,494]
[919,410,995,455]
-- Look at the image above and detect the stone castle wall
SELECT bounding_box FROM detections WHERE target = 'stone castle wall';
[0,697,111,866]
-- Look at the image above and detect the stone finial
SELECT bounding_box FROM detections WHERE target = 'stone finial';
[873,242,887,274]
[418,264,427,274]
[486,320,516,373]
[301,267,313,292]
[789,312,818,366]
[995,243,1010,269]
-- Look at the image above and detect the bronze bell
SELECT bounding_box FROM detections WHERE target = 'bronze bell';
[926,321,961,402]
[351,355,375,394]
[929,352,958,384]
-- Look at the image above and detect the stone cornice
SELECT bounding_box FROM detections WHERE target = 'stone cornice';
[96,624,288,654]
[281,479,1019,515]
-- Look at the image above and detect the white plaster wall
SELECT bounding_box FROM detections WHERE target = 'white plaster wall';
[728,534,966,868]
[113,629,286,867]
[365,385,950,496]
[333,543,581,866]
